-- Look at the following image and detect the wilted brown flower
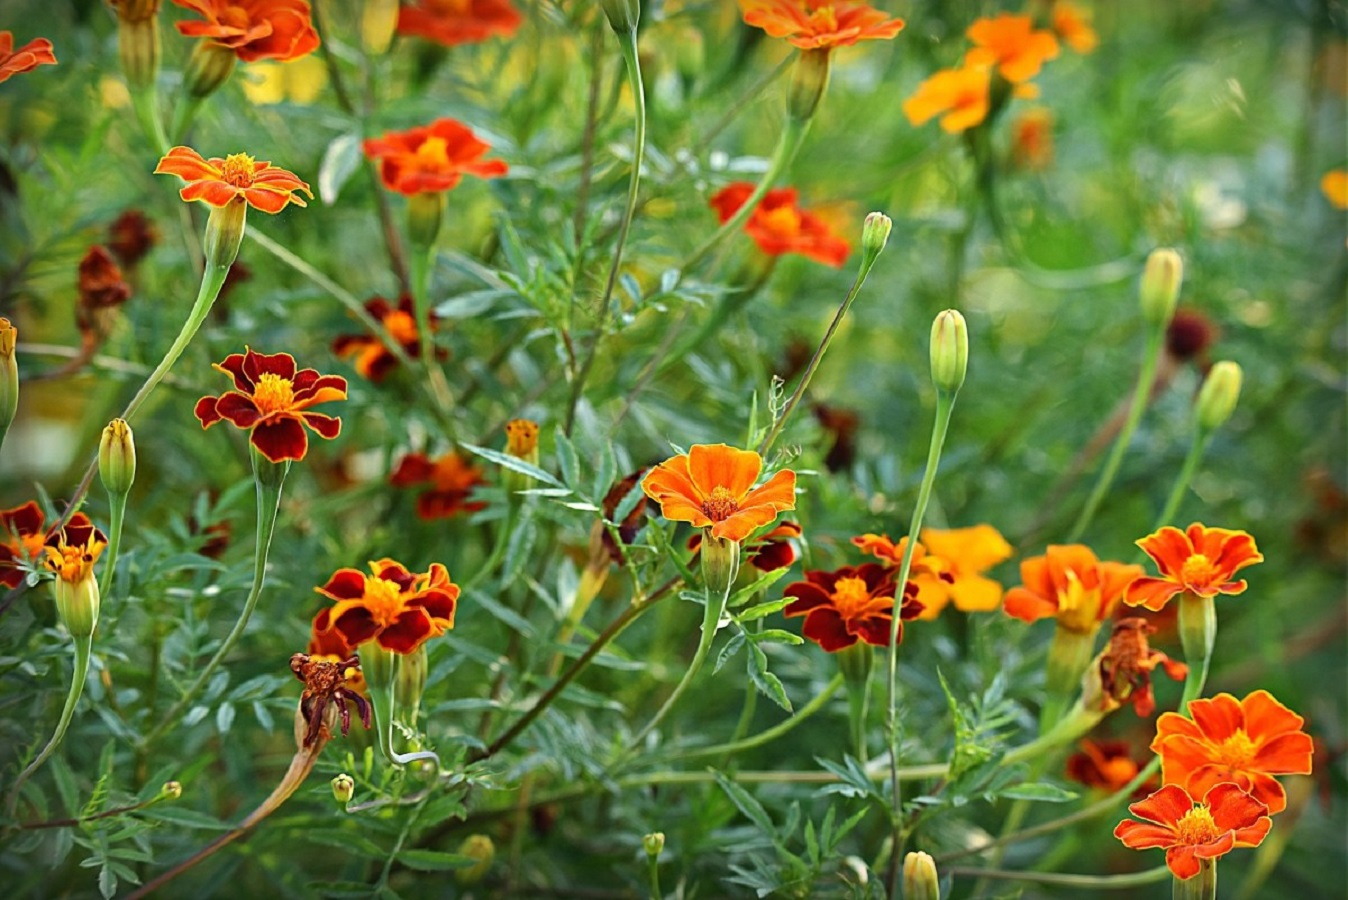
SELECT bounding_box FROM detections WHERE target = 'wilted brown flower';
[107,210,157,267]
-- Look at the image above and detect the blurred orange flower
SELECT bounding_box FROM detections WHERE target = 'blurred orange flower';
[398,0,522,46]
[738,0,905,51]
[314,559,459,655]
[915,525,1011,617]
[1052,1,1098,54]
[1010,107,1054,170]
[708,183,851,267]
[363,118,507,196]
[0,501,48,589]
[1322,169,1348,209]
[1004,544,1142,634]
[1125,523,1263,612]
[783,562,922,651]
[642,444,796,543]
[902,64,990,133]
[1114,783,1270,880]
[172,0,320,62]
[155,147,312,213]
[965,13,1060,83]
[389,450,488,520]
[1066,739,1152,794]
[1152,690,1313,815]
[332,295,441,382]
[0,32,57,83]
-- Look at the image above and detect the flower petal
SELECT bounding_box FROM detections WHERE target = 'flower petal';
[687,443,763,500]
[250,415,309,462]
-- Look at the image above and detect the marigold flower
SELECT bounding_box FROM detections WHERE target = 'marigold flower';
[504,418,539,459]
[107,210,157,267]
[1094,618,1188,718]
[1066,738,1153,794]
[397,0,523,46]
[0,501,48,588]
[1010,106,1054,170]
[290,652,371,748]
[641,444,796,544]
[916,525,1010,617]
[965,13,1060,84]
[314,559,459,655]
[1125,523,1263,612]
[363,118,508,196]
[194,348,347,463]
[737,0,905,51]
[43,513,107,636]
[389,450,488,520]
[1005,544,1143,634]
[155,146,312,213]
[709,183,851,267]
[903,64,990,133]
[332,295,440,382]
[1323,169,1348,210]
[172,0,320,62]
[1166,308,1217,364]
[0,32,57,84]
[77,246,131,315]
[1152,690,1313,816]
[1114,783,1271,880]
[783,562,922,652]
[1052,1,1098,54]
[594,469,650,568]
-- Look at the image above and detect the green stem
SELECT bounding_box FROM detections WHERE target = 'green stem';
[671,672,844,761]
[170,94,206,146]
[409,247,455,421]
[6,633,93,817]
[130,83,169,156]
[98,493,127,600]
[1173,858,1217,900]
[1178,593,1216,706]
[647,853,662,900]
[1155,428,1213,529]
[1069,329,1164,541]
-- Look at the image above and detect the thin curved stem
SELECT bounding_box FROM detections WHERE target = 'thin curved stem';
[6,633,93,817]
[1155,428,1213,530]
[671,672,844,762]
[98,494,127,600]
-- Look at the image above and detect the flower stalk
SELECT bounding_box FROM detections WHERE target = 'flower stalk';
[1173,858,1217,900]
[5,633,93,818]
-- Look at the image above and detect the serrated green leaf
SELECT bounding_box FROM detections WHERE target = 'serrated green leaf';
[460,442,565,489]
[712,770,775,837]
[735,597,793,622]
[993,782,1078,802]
[747,643,792,712]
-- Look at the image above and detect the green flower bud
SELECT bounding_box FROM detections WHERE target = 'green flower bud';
[455,834,495,885]
[99,418,137,497]
[394,644,428,725]
[1140,248,1183,328]
[598,0,640,33]
[787,48,831,124]
[182,40,236,100]
[161,781,182,801]
[903,850,940,900]
[699,532,740,606]
[361,0,399,54]
[117,17,160,90]
[929,309,969,395]
[203,198,247,271]
[1195,360,1242,432]
[861,212,891,259]
[642,831,665,858]
[407,191,445,250]
[331,773,355,805]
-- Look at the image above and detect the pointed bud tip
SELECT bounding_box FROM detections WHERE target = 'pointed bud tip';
[331,773,355,804]
[902,850,940,900]
[1140,248,1183,328]
[99,418,137,496]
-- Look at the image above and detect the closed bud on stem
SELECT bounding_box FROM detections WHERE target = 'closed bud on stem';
[455,834,495,885]
[407,191,445,250]
[99,418,137,497]
[929,309,968,395]
[0,318,16,449]
[903,850,940,900]
[1139,248,1183,328]
[699,532,740,611]
[394,644,428,724]
[161,780,182,800]
[182,40,236,99]
[361,0,400,54]
[1195,360,1242,433]
[203,198,247,271]
[861,212,891,260]
[642,831,665,858]
[503,418,540,495]
[331,773,354,805]
[117,18,161,90]
[787,48,831,124]
[598,0,640,33]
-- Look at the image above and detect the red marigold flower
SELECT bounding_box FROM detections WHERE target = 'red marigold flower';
[641,444,797,544]
[155,147,312,213]
[965,13,1060,84]
[314,559,459,655]
[738,0,905,51]
[1052,1,1099,55]
[107,210,157,267]
[42,512,107,586]
[1094,618,1188,718]
[0,32,57,84]
[1125,523,1263,612]
[1114,783,1271,880]
[1004,544,1143,634]
[1152,690,1314,815]
[850,532,957,620]
[363,118,507,196]
[389,451,488,521]
[171,0,320,63]
[0,500,48,588]
[783,562,923,651]
[194,348,347,463]
[1066,738,1154,795]
[708,183,851,267]
[903,64,991,133]
[332,294,441,382]
[397,0,523,47]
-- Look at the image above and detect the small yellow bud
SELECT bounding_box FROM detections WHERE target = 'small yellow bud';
[1195,360,1242,432]
[455,834,495,885]
[99,419,137,497]
[1139,248,1183,328]
[504,418,540,464]
[861,212,891,259]
[902,850,940,900]
[331,773,355,805]
[787,48,831,123]
[929,309,969,395]
[642,832,665,858]
[0,318,16,449]
[598,0,640,33]
[161,781,182,801]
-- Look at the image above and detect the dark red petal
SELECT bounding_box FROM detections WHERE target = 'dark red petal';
[335,607,380,647]
[250,416,309,462]
[216,353,253,391]
[244,348,298,382]
[320,568,368,600]
[379,609,433,654]
[802,608,856,652]
[195,395,223,428]
[214,392,263,429]
[782,582,832,617]
[302,412,342,440]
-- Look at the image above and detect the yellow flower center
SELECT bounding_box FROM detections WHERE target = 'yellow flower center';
[1174,805,1220,846]
[1180,553,1217,588]
[758,205,802,237]
[1217,729,1258,769]
[384,310,419,345]
[252,373,295,414]
[220,153,257,188]
[362,577,406,627]
[44,543,96,585]
[701,486,740,522]
[830,576,877,619]
[1056,570,1102,633]
[807,5,839,33]
[415,136,452,170]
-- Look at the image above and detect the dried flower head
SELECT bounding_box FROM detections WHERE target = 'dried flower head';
[290,652,371,748]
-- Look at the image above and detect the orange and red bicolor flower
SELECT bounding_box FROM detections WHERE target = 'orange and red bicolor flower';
[708,184,851,267]
[0,501,48,588]
[1114,783,1271,880]
[1152,690,1314,815]
[1125,524,1263,612]
[1052,1,1099,55]
[42,513,107,586]
[397,0,523,47]
[1095,618,1188,718]
[171,0,320,62]
[0,32,57,84]
[738,0,905,51]
[1004,544,1143,634]
[363,118,508,196]
[389,451,488,520]
[155,147,312,213]
[313,559,459,655]
[194,348,347,462]
[1066,739,1154,795]
[903,64,991,133]
[965,13,1060,83]
[642,444,796,544]
[783,562,922,652]
[332,295,441,382]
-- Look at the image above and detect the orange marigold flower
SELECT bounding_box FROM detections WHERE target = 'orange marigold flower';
[641,443,796,544]
[1052,1,1098,54]
[397,0,523,47]
[914,525,1011,617]
[1095,618,1188,718]
[902,64,990,133]
[0,32,56,84]
[0,501,48,588]
[389,451,488,520]
[965,13,1059,83]
[1321,168,1348,210]
[155,146,312,213]
[783,562,922,651]
[1004,544,1143,634]
[194,347,347,462]
[314,559,459,655]
[1152,690,1314,815]
[107,210,157,268]
[708,183,851,267]
[738,0,905,51]
[1066,739,1153,794]
[332,295,440,382]
[1114,783,1270,880]
[1010,106,1054,170]
[172,0,320,63]
[42,513,107,586]
[363,118,507,196]
[1125,523,1263,612]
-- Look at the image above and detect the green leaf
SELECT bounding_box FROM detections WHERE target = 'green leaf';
[713,631,746,673]
[460,442,566,490]
[396,849,476,871]
[137,807,233,831]
[993,782,1079,803]
[747,643,792,712]
[317,133,363,206]
[735,597,793,622]
[554,427,582,493]
[712,770,775,836]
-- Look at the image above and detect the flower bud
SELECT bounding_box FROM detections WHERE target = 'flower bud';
[929,309,968,395]
[161,780,182,800]
[902,851,940,900]
[787,48,831,123]
[598,0,640,33]
[182,40,236,100]
[44,517,107,639]
[642,831,665,858]
[0,318,16,449]
[361,0,400,54]
[99,419,137,497]
[331,773,355,805]
[203,198,247,271]
[1139,248,1182,329]
[1195,360,1242,433]
[699,532,741,606]
[861,212,891,259]
[455,834,495,885]
[117,17,161,90]
[394,644,428,724]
